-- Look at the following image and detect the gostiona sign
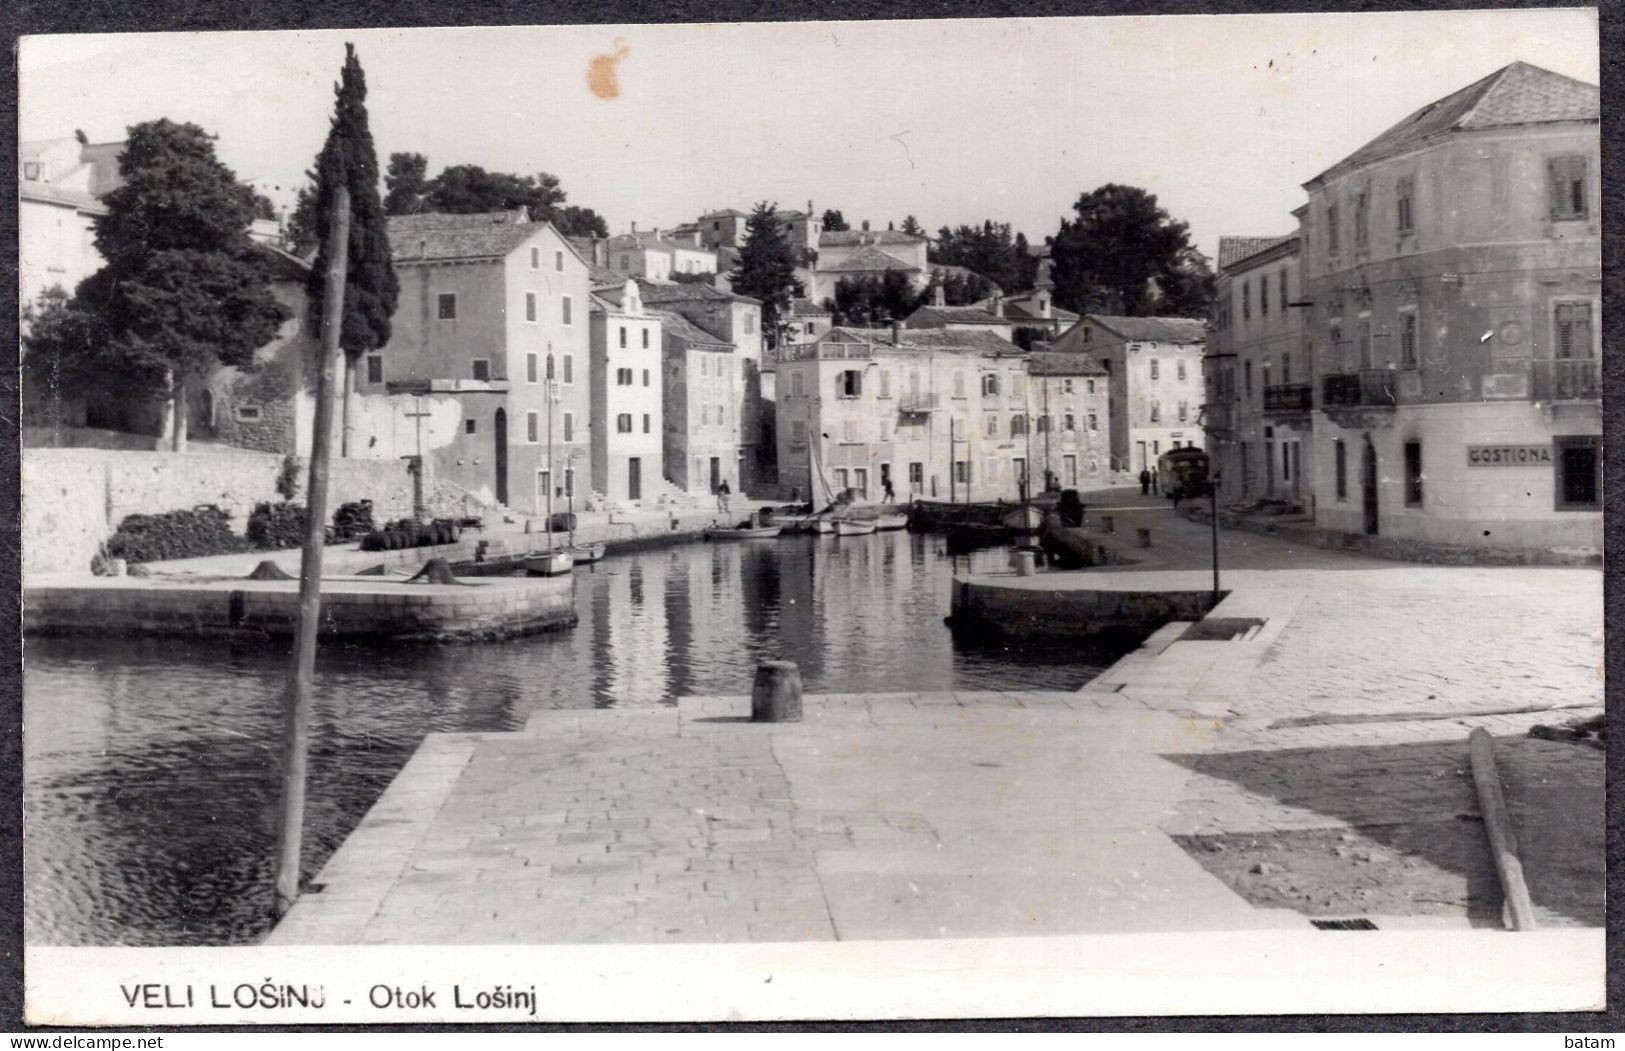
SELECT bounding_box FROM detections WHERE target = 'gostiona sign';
[1467,445,1554,466]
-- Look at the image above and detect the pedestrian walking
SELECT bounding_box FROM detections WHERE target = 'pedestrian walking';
[1150,471,1160,496]
[1138,468,1151,495]
[881,478,895,503]
[716,479,731,513]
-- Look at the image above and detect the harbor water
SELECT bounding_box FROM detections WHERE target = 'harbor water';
[24,530,1134,946]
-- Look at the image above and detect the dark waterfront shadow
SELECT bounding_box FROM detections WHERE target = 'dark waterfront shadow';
[1161,739,1603,926]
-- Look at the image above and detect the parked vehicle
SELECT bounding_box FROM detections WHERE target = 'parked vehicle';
[1157,447,1211,502]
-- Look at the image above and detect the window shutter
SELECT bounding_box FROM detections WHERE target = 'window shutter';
[1549,157,1567,218]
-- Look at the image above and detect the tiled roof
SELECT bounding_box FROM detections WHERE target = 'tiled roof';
[387,212,542,262]
[636,280,760,306]
[907,305,1008,326]
[607,231,704,254]
[1217,235,1296,270]
[820,245,920,273]
[588,266,626,288]
[791,298,830,315]
[1028,351,1108,377]
[19,181,107,213]
[1000,300,1078,324]
[820,229,926,247]
[1309,61,1598,186]
[1087,315,1207,343]
[817,326,1020,356]
[655,310,732,349]
[699,208,748,219]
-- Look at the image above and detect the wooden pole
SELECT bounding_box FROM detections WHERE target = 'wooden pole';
[273,185,351,919]
[1467,727,1538,931]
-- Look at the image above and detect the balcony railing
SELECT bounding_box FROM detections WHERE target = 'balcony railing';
[1531,358,1601,402]
[1263,382,1313,415]
[1322,369,1396,408]
[898,392,940,413]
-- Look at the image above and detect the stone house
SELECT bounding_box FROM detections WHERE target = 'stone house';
[1027,350,1113,491]
[658,311,741,497]
[588,280,664,505]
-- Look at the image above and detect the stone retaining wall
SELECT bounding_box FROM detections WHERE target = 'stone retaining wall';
[949,576,1222,638]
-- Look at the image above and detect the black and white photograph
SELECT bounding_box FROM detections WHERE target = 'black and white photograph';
[15,8,1605,1024]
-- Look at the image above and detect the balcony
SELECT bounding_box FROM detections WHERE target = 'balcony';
[1263,382,1313,415]
[898,392,940,414]
[1531,358,1601,402]
[1322,369,1396,408]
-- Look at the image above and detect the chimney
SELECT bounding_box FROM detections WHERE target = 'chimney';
[933,283,946,308]
[631,220,638,233]
[807,199,814,217]
[861,220,870,232]
[594,237,607,267]
[888,220,894,231]
[991,294,1004,318]
[889,320,901,346]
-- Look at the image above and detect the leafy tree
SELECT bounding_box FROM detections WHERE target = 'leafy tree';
[826,272,922,328]
[306,43,400,456]
[383,151,429,215]
[423,164,537,215]
[554,204,609,238]
[899,215,924,238]
[21,286,130,431]
[283,183,319,256]
[80,119,289,450]
[1049,183,1213,317]
[929,220,1032,294]
[927,269,998,306]
[252,193,278,222]
[670,270,717,286]
[729,202,803,348]
[821,209,849,232]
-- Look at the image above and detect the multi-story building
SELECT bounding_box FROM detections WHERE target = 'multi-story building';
[784,298,834,348]
[19,136,123,311]
[1205,234,1309,502]
[800,224,930,304]
[992,260,1080,341]
[605,228,717,282]
[1052,315,1207,473]
[1300,61,1600,551]
[1027,349,1113,491]
[589,280,663,505]
[904,286,1016,341]
[774,325,1033,504]
[349,210,593,517]
[658,311,741,496]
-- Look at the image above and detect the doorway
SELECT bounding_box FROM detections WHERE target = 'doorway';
[1361,438,1379,535]
[854,467,868,500]
[628,457,642,501]
[535,469,551,520]
[709,456,721,492]
[494,408,509,505]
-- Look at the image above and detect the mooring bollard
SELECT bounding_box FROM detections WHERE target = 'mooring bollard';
[1102,515,1115,534]
[1137,527,1153,548]
[751,660,803,723]
[1010,549,1036,576]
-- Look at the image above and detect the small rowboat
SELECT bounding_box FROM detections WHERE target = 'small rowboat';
[875,513,909,531]
[566,542,606,564]
[526,550,575,577]
[808,517,836,534]
[833,519,878,537]
[705,525,782,540]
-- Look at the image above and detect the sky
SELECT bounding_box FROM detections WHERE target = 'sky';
[19,10,1600,261]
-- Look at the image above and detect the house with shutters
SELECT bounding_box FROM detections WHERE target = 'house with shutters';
[589,280,664,506]
[1299,61,1600,552]
[658,311,741,497]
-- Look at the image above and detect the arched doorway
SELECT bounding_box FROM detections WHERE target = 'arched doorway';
[1361,436,1379,535]
[494,408,509,505]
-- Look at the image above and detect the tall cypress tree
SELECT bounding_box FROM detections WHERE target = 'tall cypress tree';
[306,43,398,455]
[729,202,802,350]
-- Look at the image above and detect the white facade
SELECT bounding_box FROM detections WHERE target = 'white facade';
[590,282,664,505]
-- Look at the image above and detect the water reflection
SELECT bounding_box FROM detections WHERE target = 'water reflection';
[25,531,1129,946]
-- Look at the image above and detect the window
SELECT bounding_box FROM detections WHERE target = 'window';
[1087,380,1095,395]
[804,322,815,335]
[1244,361,1253,398]
[555,250,565,272]
[525,292,537,322]
[526,353,539,383]
[1062,379,1074,394]
[1150,400,1161,423]
[1261,276,1269,316]
[953,461,969,484]
[981,373,999,397]
[1396,176,1415,235]
[616,368,633,386]
[879,370,892,398]
[1010,414,1028,436]
[1357,319,1372,369]
[700,357,709,378]
[561,296,573,325]
[1404,441,1423,507]
[464,418,477,435]
[23,162,40,180]
[1354,188,1370,250]
[365,354,383,384]
[790,371,805,397]
[1548,155,1588,220]
[1281,351,1292,384]
[527,411,539,443]
[1554,435,1601,510]
[1063,413,1076,432]
[1326,204,1340,255]
[1399,311,1418,368]
[744,314,755,335]
[1176,360,1186,381]
[842,419,859,442]
[438,293,457,319]
[1150,359,1160,379]
[1242,281,1251,321]
[953,372,966,398]
[642,329,650,349]
[1036,414,1051,433]
[790,419,807,443]
[616,413,633,433]
[472,358,492,382]
[909,462,924,488]
[562,355,574,383]
[1178,400,1188,422]
[837,370,863,397]
[562,413,574,441]
[642,414,651,433]
[1279,269,1289,310]
[1556,303,1594,359]
[619,326,627,348]
[236,405,262,421]
[985,413,998,437]
[545,355,555,380]
[642,369,651,387]
[530,247,540,270]
[1088,412,1098,431]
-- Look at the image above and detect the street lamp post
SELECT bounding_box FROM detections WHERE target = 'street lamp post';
[1209,469,1223,605]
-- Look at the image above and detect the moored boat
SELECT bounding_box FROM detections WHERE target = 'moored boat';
[833,519,878,536]
[567,542,606,564]
[525,549,575,576]
[875,512,909,531]
[705,524,782,540]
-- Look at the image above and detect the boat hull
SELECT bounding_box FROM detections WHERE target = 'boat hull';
[705,526,782,540]
[833,520,878,536]
[525,551,576,577]
[567,543,606,564]
[875,513,909,531]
